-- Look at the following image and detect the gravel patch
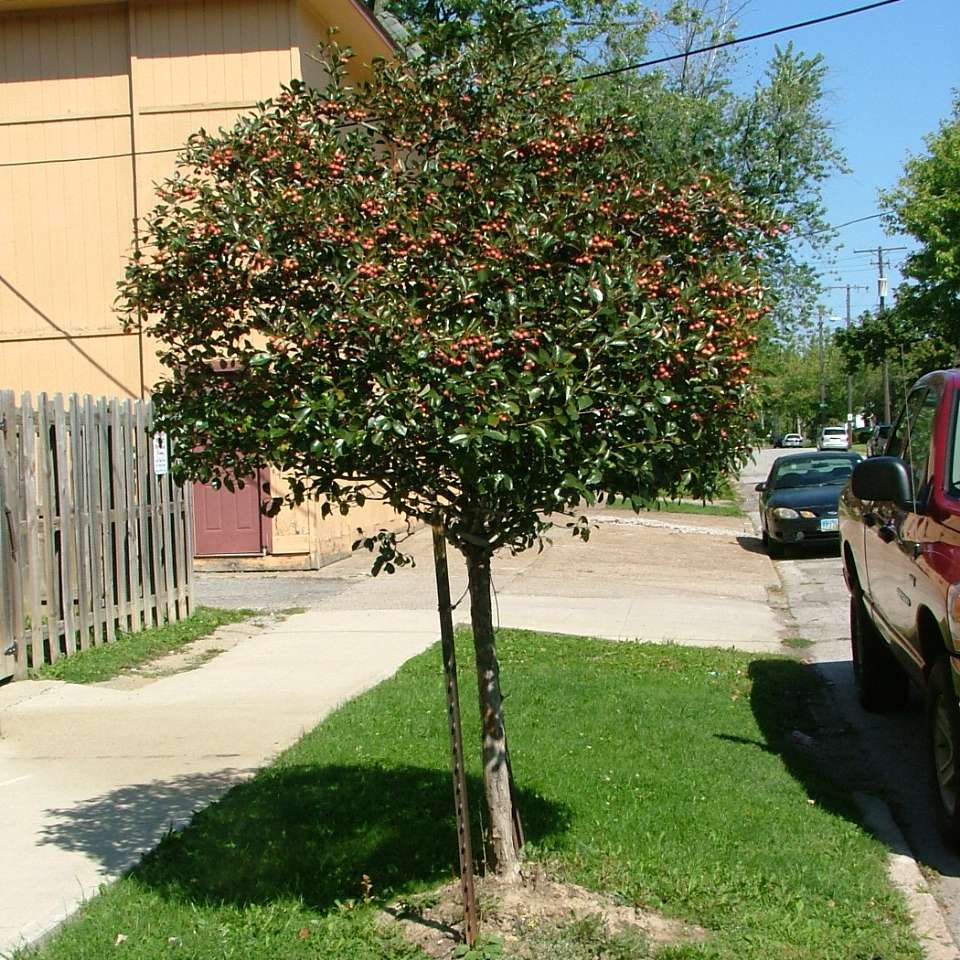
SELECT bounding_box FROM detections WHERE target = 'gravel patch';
[194,572,354,611]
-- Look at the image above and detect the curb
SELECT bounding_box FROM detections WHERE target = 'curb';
[855,793,960,960]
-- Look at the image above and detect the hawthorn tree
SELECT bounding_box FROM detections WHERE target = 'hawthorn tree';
[120,6,773,877]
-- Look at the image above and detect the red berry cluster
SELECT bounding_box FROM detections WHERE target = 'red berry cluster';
[429,326,542,371]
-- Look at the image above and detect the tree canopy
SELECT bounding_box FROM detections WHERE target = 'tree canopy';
[122,9,771,559]
[120,4,774,875]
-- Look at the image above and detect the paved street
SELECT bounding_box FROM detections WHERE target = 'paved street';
[743,447,960,949]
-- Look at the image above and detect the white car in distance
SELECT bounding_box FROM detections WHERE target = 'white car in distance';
[818,426,850,451]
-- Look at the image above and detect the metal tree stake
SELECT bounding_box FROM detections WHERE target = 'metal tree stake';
[431,524,479,948]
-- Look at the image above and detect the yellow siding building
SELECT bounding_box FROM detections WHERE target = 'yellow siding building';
[0,0,407,567]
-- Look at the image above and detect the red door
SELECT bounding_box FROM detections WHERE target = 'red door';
[193,469,271,556]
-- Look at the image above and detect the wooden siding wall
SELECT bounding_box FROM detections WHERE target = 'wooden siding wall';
[296,1,329,90]
[0,6,133,358]
[132,0,296,224]
[267,469,406,561]
[0,0,398,568]
[0,390,194,682]
[0,0,296,401]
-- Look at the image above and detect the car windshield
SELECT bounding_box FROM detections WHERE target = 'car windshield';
[822,429,846,437]
[772,458,856,489]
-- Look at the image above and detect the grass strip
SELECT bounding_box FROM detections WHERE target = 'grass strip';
[35,606,255,684]
[23,630,920,959]
[606,477,744,517]
[606,497,743,518]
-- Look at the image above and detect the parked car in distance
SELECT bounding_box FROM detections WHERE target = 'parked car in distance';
[781,433,803,448]
[867,423,891,457]
[840,368,960,845]
[756,450,862,558]
[818,425,851,451]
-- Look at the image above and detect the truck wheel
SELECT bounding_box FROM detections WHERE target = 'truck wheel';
[928,657,960,846]
[850,594,909,711]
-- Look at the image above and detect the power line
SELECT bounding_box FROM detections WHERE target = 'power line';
[790,213,884,241]
[576,0,904,83]
[0,144,178,170]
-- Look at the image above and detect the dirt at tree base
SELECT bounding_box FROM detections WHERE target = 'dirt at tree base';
[380,865,707,958]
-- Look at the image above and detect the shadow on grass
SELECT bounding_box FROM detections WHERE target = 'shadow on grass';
[40,763,569,910]
[723,658,960,881]
[721,658,864,824]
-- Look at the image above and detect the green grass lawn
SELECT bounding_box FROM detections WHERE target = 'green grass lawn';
[638,499,743,518]
[605,477,744,518]
[21,631,920,960]
[36,607,255,683]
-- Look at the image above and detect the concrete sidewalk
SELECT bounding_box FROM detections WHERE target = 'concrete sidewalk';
[0,509,786,956]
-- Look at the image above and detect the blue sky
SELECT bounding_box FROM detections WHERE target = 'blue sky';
[713,0,959,328]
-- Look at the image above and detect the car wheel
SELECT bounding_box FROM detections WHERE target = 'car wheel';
[929,657,960,846]
[849,593,908,711]
[767,537,785,559]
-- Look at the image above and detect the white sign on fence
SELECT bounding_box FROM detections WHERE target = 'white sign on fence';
[153,432,169,476]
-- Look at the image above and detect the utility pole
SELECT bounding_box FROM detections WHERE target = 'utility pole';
[854,244,907,424]
[817,305,826,437]
[826,284,869,432]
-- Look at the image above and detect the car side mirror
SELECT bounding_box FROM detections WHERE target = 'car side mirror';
[755,482,765,492]
[851,457,912,511]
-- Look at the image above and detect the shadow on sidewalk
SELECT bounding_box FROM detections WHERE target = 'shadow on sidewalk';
[39,763,569,910]
[39,768,257,875]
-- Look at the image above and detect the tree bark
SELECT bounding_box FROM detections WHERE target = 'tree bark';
[465,548,521,879]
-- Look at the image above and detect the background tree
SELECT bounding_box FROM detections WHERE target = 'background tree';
[387,0,846,433]
[121,6,771,878]
[878,92,960,359]
[760,330,851,439]
[835,309,953,421]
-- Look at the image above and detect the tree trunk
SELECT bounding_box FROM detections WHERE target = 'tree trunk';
[465,548,521,880]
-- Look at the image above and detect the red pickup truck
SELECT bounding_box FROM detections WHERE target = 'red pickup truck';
[839,368,960,844]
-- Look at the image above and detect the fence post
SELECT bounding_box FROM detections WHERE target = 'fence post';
[0,391,26,679]
[20,394,46,672]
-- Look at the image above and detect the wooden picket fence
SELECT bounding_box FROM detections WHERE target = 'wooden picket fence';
[0,391,194,681]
